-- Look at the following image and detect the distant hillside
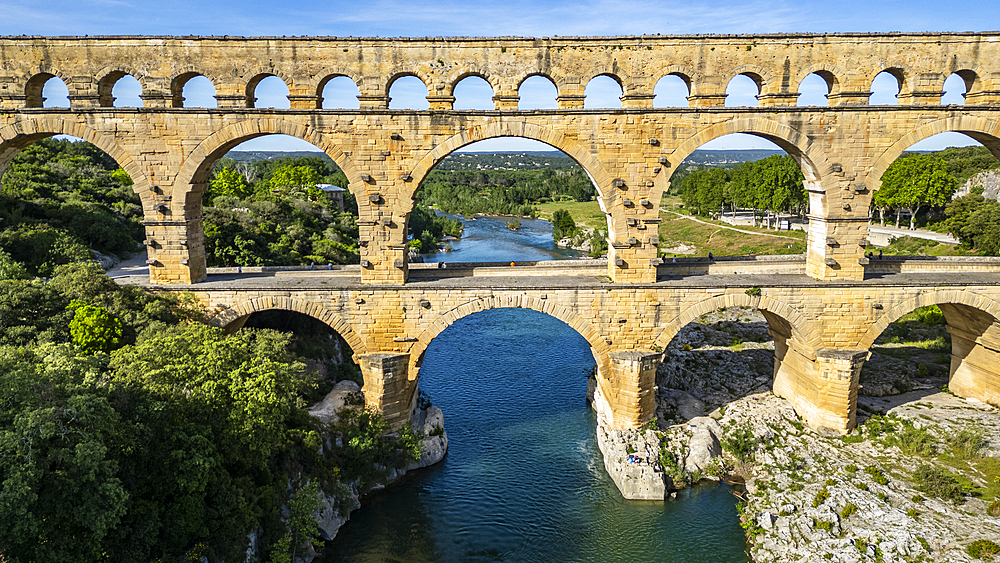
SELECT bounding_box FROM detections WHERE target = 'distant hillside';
[679,149,785,167]
[224,148,788,173]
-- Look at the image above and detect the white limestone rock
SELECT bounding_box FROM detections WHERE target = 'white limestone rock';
[307,380,362,424]
[683,416,722,473]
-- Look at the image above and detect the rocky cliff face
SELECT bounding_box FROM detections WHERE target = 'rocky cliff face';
[956,169,1000,201]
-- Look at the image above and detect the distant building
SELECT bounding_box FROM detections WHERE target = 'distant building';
[317,184,345,211]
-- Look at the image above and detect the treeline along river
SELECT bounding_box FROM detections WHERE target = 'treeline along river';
[323,214,748,562]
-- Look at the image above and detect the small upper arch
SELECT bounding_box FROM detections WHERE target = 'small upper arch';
[867,67,908,104]
[245,73,291,109]
[794,65,844,97]
[24,70,70,108]
[385,71,431,97]
[445,70,497,96]
[941,68,983,104]
[96,68,145,107]
[316,72,361,96]
[170,69,218,108]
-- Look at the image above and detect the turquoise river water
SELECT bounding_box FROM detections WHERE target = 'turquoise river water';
[322,214,749,562]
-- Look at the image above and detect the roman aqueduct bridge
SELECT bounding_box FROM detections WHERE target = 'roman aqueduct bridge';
[2,33,1000,434]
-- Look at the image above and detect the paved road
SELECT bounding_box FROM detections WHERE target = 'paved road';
[868,225,959,245]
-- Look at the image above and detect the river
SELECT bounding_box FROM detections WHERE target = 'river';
[322,214,749,562]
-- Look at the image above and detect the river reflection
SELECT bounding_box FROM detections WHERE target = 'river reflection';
[323,309,748,563]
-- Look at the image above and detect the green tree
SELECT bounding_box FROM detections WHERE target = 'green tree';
[0,249,28,280]
[208,166,252,202]
[964,200,1000,254]
[68,300,124,354]
[551,208,577,240]
[880,154,958,230]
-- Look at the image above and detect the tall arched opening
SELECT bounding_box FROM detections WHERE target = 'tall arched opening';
[327,306,747,561]
[0,132,145,277]
[407,134,609,266]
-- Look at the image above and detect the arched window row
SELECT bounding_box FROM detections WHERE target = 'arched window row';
[17,66,994,110]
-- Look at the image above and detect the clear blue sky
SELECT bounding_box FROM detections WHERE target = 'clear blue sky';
[12,0,999,152]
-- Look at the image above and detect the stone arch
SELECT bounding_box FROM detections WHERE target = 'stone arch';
[584,69,627,89]
[0,116,149,197]
[316,72,362,98]
[245,72,292,108]
[726,64,773,92]
[24,70,71,108]
[859,289,1000,350]
[406,120,614,204]
[446,70,498,97]
[867,67,908,100]
[208,296,366,356]
[408,295,610,375]
[385,71,431,97]
[96,67,144,107]
[170,69,218,108]
[867,116,1000,191]
[652,291,818,352]
[173,117,362,204]
[940,68,984,102]
[657,68,694,90]
[661,116,830,209]
[794,64,846,97]
[516,72,558,91]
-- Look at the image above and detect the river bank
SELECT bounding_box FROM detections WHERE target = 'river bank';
[600,306,1000,561]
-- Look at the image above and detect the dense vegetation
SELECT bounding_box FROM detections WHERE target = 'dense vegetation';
[203,156,362,266]
[416,167,597,219]
[675,154,807,227]
[0,262,420,563]
[0,138,143,277]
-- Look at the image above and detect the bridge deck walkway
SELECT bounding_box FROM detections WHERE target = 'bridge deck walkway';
[111,270,998,291]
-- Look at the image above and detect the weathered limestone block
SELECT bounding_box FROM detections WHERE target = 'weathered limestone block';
[359,352,415,429]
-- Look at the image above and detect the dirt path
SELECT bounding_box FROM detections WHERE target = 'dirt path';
[660,210,803,241]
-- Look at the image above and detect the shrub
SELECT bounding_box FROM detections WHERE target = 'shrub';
[840,503,858,518]
[913,464,965,503]
[429,424,445,437]
[721,426,756,463]
[968,540,1000,560]
[865,465,889,486]
[893,423,938,457]
[813,488,830,507]
[948,428,987,460]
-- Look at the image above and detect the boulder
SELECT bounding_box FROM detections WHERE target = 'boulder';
[307,380,362,424]
[684,416,723,473]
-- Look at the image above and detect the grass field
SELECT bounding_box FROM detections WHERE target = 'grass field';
[535,199,982,258]
[536,200,608,231]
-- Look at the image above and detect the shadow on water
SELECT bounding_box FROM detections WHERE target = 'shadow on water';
[323,309,748,563]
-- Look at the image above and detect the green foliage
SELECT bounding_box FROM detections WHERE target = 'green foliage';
[840,503,858,518]
[203,156,359,267]
[678,155,806,225]
[948,428,988,460]
[913,464,966,503]
[721,425,756,463]
[0,249,28,280]
[878,153,958,230]
[745,286,761,297]
[408,205,463,253]
[813,487,830,507]
[271,480,324,563]
[415,165,595,220]
[891,422,938,457]
[551,208,577,240]
[68,299,124,354]
[865,465,890,486]
[967,539,1000,560]
[0,138,144,271]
